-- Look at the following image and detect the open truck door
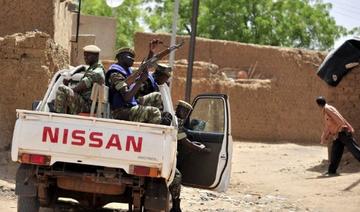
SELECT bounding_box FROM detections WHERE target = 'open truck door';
[177,94,233,192]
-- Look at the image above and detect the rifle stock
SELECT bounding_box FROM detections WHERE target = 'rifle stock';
[124,41,184,85]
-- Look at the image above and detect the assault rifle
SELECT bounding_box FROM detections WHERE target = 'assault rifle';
[124,40,184,85]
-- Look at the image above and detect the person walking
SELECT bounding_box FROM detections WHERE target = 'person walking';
[316,96,360,176]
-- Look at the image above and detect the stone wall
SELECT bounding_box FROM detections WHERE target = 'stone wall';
[0,32,69,151]
[134,32,360,143]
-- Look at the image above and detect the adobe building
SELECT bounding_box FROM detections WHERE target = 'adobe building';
[0,0,116,65]
[0,32,69,152]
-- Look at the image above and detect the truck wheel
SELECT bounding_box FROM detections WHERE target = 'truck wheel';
[18,196,40,212]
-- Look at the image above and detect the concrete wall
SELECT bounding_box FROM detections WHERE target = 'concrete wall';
[0,32,69,151]
[72,14,116,60]
[134,32,360,143]
[0,0,74,53]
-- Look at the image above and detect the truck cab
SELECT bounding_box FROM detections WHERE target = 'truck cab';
[11,67,233,211]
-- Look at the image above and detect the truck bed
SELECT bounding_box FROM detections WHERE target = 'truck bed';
[11,110,178,179]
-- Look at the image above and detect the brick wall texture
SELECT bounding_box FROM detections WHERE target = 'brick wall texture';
[0,32,69,151]
[134,32,360,143]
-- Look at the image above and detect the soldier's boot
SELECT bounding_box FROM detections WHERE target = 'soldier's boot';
[170,198,181,212]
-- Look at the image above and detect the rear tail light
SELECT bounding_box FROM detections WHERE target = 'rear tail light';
[19,153,51,165]
[129,165,160,177]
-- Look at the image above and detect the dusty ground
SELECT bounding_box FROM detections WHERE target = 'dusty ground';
[0,141,359,212]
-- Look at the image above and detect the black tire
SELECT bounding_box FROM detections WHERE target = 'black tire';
[18,196,40,212]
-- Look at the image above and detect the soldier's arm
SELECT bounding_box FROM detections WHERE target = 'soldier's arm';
[72,81,88,93]
[82,67,105,86]
[73,67,104,93]
[109,72,147,102]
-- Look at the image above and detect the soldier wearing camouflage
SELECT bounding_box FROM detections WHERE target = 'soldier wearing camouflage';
[136,63,172,99]
[169,168,182,212]
[106,47,163,124]
[166,100,193,212]
[54,45,105,114]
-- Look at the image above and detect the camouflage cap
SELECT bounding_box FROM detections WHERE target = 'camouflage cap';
[83,45,101,53]
[154,63,172,77]
[177,100,193,110]
[115,47,135,57]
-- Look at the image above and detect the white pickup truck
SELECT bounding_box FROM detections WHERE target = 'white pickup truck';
[11,66,233,211]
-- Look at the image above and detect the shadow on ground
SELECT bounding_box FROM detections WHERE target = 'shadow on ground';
[307,152,360,174]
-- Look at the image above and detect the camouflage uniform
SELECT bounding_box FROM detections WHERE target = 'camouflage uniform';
[169,168,182,199]
[168,100,193,208]
[168,128,184,211]
[107,71,162,124]
[136,77,156,99]
[54,63,105,114]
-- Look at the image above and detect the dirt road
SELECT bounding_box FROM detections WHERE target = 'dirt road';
[1,141,359,211]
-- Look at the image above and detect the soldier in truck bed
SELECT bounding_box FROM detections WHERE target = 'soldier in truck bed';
[105,47,169,124]
[54,45,105,114]
[136,63,172,101]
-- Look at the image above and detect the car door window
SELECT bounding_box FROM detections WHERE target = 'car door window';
[189,98,225,133]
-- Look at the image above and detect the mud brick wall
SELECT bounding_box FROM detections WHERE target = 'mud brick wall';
[134,32,357,143]
[0,0,54,37]
[0,32,69,151]
[0,0,74,52]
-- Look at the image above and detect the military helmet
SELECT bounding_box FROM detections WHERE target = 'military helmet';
[154,63,172,77]
[115,47,135,58]
[83,45,101,53]
[175,100,193,120]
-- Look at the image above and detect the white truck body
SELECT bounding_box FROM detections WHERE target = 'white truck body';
[11,66,233,211]
[11,110,178,180]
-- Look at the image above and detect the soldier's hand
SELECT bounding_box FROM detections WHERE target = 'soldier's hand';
[149,39,162,52]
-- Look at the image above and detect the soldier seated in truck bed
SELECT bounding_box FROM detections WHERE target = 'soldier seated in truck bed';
[54,45,105,115]
[106,47,170,124]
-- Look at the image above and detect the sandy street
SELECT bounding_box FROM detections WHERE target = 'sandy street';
[1,141,360,212]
